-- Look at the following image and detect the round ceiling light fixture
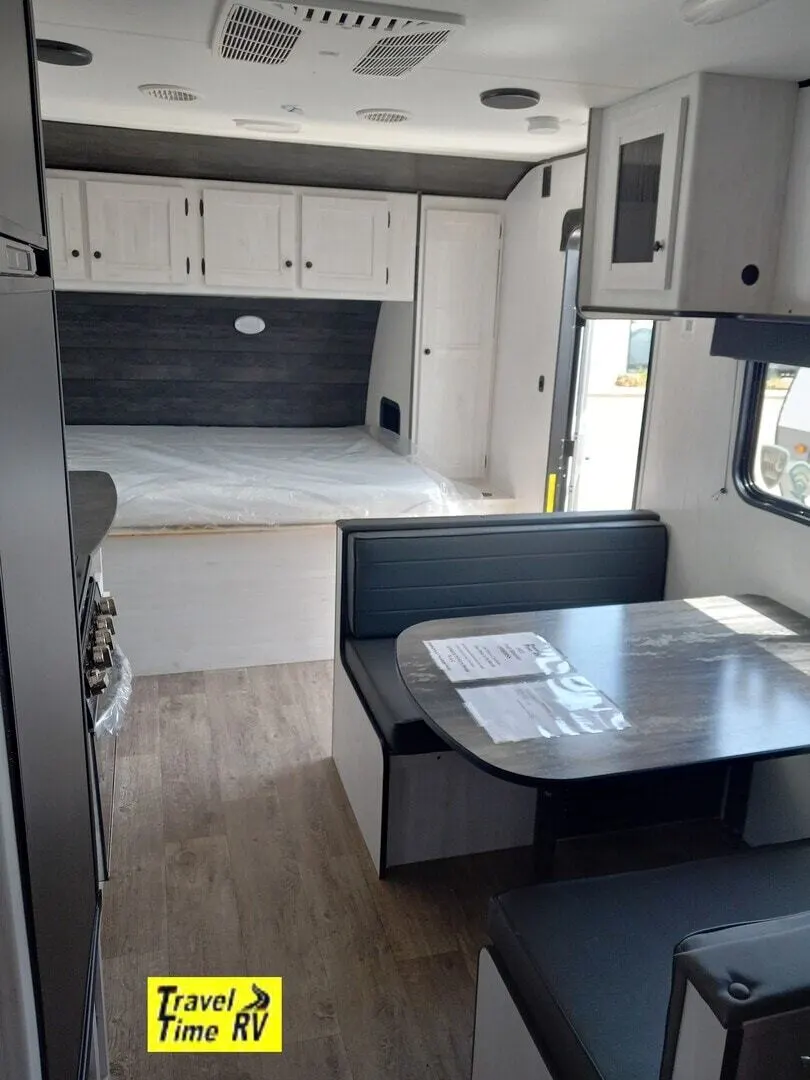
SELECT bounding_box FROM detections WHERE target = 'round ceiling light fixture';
[527,115,561,134]
[481,88,541,111]
[36,39,93,66]
[233,118,302,134]
[680,0,775,23]
[138,84,201,103]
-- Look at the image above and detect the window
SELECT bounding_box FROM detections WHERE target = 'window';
[736,362,810,524]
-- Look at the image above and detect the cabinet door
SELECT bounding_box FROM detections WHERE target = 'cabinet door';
[202,189,297,290]
[595,92,689,293]
[46,178,87,281]
[300,195,389,293]
[414,210,501,481]
[85,181,188,284]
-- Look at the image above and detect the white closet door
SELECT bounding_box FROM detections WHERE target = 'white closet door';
[300,195,389,293]
[46,178,86,281]
[202,189,297,290]
[85,181,187,284]
[415,209,502,481]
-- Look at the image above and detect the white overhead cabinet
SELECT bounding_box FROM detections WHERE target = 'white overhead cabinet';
[46,171,418,300]
[202,188,297,290]
[413,204,502,481]
[579,73,797,316]
[300,195,390,294]
[85,181,188,285]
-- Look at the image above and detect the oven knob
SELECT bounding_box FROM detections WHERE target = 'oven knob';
[96,596,117,617]
[86,668,108,695]
[93,629,113,648]
[91,646,112,669]
[95,616,115,635]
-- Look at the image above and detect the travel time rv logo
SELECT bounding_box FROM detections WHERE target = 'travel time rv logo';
[147,977,283,1053]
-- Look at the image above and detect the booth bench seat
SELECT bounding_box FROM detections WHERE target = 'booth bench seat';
[332,510,673,875]
[473,840,810,1080]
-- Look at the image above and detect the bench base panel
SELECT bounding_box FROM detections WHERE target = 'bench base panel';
[472,948,553,1080]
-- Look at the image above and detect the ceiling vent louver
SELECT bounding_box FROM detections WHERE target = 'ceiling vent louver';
[217,3,303,65]
[356,107,411,123]
[353,28,451,78]
[212,2,463,72]
[139,84,202,103]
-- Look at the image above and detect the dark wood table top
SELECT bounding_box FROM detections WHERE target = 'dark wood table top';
[395,596,810,785]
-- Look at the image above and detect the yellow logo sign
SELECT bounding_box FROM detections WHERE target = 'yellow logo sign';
[147,978,282,1053]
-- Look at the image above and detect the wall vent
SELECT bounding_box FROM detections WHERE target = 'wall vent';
[216,3,303,64]
[353,28,451,77]
[356,107,411,123]
[138,84,202,103]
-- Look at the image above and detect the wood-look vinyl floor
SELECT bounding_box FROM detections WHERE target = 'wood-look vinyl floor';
[102,662,732,1080]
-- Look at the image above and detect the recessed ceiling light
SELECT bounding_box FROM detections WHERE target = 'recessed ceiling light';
[234,118,302,134]
[139,84,201,103]
[481,88,541,111]
[36,39,93,66]
[527,115,561,134]
[680,0,775,23]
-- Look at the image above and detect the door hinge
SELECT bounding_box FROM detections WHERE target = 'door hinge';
[184,198,189,216]
[562,438,576,459]
[201,257,206,276]
[200,198,204,217]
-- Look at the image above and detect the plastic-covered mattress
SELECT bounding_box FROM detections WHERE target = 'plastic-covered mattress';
[64,425,467,530]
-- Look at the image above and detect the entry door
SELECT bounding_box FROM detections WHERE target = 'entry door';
[414,209,502,480]
[300,195,389,293]
[85,181,187,284]
[203,188,297,289]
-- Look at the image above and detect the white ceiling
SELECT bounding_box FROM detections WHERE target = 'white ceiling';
[33,0,810,161]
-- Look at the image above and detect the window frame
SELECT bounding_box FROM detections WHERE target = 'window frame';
[733,359,810,528]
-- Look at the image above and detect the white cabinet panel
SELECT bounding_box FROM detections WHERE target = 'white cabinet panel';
[301,195,389,293]
[202,189,297,290]
[415,208,502,481]
[85,181,188,285]
[46,178,86,281]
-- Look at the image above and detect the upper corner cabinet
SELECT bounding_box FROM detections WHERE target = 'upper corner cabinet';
[579,73,798,317]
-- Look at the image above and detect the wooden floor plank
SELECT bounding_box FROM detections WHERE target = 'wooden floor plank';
[159,689,225,844]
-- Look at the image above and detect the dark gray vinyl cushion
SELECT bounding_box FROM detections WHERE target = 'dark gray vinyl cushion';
[487,841,810,1080]
[344,637,447,754]
[345,515,667,640]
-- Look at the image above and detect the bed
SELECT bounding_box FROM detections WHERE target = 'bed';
[64,425,468,531]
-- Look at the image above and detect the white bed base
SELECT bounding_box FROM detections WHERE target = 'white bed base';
[101,525,337,675]
[331,661,536,874]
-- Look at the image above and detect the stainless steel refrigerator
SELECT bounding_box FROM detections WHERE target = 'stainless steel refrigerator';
[0,1,102,1078]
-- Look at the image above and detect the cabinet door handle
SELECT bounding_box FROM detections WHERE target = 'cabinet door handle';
[285,259,293,268]
[653,240,665,253]
[93,250,102,259]
[71,249,81,258]
[305,260,313,269]
[424,348,432,355]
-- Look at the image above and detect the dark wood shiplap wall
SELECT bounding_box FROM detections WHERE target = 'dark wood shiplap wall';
[43,122,533,199]
[57,293,380,427]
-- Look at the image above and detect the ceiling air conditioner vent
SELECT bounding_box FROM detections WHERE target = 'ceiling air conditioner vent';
[353,28,451,77]
[216,3,303,64]
[356,107,411,123]
[139,84,202,103]
[297,5,420,32]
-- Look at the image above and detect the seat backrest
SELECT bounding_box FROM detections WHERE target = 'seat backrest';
[340,511,668,640]
[661,911,810,1080]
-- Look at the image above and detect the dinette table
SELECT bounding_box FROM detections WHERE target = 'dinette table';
[395,594,810,872]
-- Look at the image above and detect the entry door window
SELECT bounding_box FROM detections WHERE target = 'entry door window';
[564,319,654,512]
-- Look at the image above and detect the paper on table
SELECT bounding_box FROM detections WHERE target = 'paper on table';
[458,676,631,743]
[424,632,569,684]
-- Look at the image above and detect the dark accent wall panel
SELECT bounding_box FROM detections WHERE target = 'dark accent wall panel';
[43,122,533,199]
[57,293,380,427]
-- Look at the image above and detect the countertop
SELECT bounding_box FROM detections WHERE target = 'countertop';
[68,470,117,568]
